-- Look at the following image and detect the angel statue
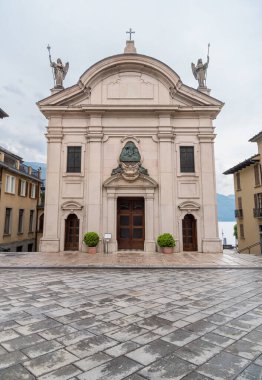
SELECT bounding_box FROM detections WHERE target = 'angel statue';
[191,44,210,88]
[47,45,69,89]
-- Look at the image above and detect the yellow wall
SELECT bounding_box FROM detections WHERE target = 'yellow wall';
[234,162,262,255]
[0,168,39,251]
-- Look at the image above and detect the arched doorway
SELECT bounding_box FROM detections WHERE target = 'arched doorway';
[64,214,79,251]
[182,214,197,251]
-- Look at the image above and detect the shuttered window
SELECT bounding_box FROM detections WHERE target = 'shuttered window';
[5,175,15,194]
[19,179,26,196]
[31,184,36,198]
[240,224,245,238]
[4,208,12,234]
[254,164,262,186]
[238,197,242,209]
[29,210,34,232]
[254,193,262,209]
[236,172,241,190]
[18,209,24,233]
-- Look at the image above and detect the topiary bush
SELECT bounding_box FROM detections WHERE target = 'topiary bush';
[157,233,176,247]
[83,232,99,247]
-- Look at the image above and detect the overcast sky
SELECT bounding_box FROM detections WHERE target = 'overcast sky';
[1,0,262,195]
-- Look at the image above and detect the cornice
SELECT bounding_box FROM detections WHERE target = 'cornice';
[39,104,222,118]
[157,132,175,142]
[45,133,64,143]
[198,133,216,142]
[86,132,104,142]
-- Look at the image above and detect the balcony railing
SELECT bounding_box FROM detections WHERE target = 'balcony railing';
[235,209,243,218]
[253,208,262,218]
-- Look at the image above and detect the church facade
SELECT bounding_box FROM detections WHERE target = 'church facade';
[38,41,223,253]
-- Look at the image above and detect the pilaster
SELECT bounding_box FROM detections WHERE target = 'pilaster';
[158,114,175,235]
[106,190,118,253]
[198,133,222,253]
[40,130,63,252]
[86,115,103,248]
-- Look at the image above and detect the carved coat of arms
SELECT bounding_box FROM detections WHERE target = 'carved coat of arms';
[111,141,149,181]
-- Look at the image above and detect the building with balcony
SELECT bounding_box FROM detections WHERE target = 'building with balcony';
[224,133,262,255]
[0,146,42,252]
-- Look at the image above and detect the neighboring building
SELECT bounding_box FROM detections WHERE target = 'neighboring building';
[224,132,262,255]
[38,40,223,253]
[0,146,42,251]
[0,108,8,119]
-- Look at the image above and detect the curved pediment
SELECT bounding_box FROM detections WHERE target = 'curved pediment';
[38,53,223,110]
[61,201,83,211]
[79,54,181,92]
[104,173,158,189]
[178,201,200,211]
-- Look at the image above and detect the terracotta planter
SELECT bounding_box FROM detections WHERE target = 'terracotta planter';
[162,247,173,254]
[87,247,97,254]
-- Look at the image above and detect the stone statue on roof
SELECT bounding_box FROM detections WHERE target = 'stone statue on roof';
[47,45,69,89]
[191,43,210,89]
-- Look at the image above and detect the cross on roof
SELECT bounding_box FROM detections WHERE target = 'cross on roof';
[126,28,135,41]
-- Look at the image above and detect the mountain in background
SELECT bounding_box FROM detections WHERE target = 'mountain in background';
[25,162,235,222]
[216,193,235,222]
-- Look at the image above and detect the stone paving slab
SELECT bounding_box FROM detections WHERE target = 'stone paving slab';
[0,364,35,380]
[0,268,262,379]
[139,352,196,379]
[0,249,262,268]
[77,356,143,380]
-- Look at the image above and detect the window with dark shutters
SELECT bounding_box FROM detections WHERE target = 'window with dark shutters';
[4,208,12,234]
[254,164,262,187]
[240,224,245,238]
[29,210,34,232]
[18,209,24,233]
[236,172,241,190]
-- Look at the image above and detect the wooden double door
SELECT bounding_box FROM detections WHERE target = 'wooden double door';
[182,214,197,251]
[117,198,145,250]
[64,214,79,251]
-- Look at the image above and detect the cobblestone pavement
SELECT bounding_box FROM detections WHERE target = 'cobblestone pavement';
[0,269,262,379]
[0,250,262,268]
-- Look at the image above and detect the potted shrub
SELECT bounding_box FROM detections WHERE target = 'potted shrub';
[83,232,99,254]
[157,233,176,254]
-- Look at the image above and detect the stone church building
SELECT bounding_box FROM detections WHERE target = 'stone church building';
[38,40,223,253]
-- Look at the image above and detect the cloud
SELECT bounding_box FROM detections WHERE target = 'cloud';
[1,0,262,196]
[3,84,25,97]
